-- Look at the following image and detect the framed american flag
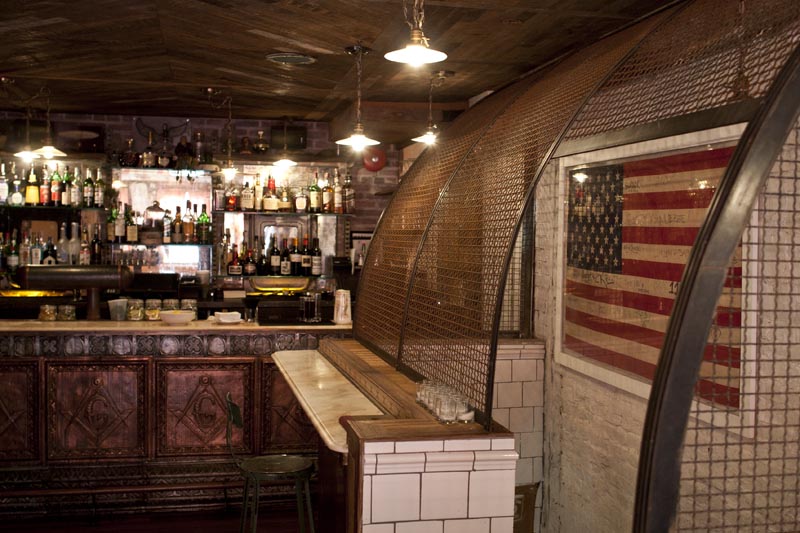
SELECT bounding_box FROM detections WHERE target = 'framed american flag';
[556,128,746,411]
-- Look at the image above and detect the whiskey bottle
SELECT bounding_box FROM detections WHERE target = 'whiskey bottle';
[0,162,9,205]
[114,202,126,243]
[90,224,103,265]
[171,205,184,243]
[94,168,105,207]
[254,175,264,211]
[183,200,195,243]
[125,206,139,243]
[39,166,51,206]
[79,226,91,266]
[344,172,355,214]
[321,172,333,213]
[308,172,321,213]
[82,167,95,208]
[196,204,211,244]
[333,169,343,214]
[240,181,255,211]
[227,243,243,276]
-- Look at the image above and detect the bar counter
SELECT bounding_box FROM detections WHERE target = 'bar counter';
[0,318,351,517]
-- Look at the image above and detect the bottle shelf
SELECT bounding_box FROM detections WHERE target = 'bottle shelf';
[0,205,104,211]
[212,210,352,217]
[108,242,213,247]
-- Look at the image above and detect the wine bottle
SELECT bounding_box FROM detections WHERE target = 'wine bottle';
[243,246,257,276]
[171,205,183,243]
[290,237,302,275]
[60,166,72,207]
[311,238,322,276]
[280,238,291,275]
[70,165,82,208]
[57,222,69,264]
[82,167,95,208]
[269,236,281,275]
[94,167,105,207]
[256,236,269,275]
[90,224,103,265]
[301,234,312,276]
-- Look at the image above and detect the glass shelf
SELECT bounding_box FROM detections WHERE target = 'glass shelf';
[212,210,351,217]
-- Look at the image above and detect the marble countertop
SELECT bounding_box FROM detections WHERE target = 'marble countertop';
[0,319,352,333]
[272,349,384,454]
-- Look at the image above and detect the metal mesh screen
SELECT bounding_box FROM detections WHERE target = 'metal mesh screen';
[674,117,800,532]
[354,79,533,360]
[396,20,662,419]
[566,0,800,143]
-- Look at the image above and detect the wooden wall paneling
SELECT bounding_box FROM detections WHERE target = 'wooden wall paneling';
[156,358,255,457]
[0,359,39,464]
[261,358,319,454]
[46,359,147,461]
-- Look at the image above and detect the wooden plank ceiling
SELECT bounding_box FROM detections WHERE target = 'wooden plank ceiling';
[0,0,670,145]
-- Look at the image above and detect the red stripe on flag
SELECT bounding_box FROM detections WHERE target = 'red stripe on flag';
[623,146,735,178]
[624,188,717,210]
[563,334,739,406]
[565,304,740,367]
[565,279,741,327]
[621,259,742,288]
[622,226,698,246]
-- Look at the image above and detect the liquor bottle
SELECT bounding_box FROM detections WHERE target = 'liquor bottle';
[280,238,291,275]
[308,172,321,213]
[278,187,292,212]
[50,164,61,206]
[94,167,105,207]
[141,131,156,168]
[9,177,24,206]
[39,166,51,207]
[240,180,255,211]
[25,167,40,206]
[301,234,312,276]
[311,238,322,276]
[269,236,281,275]
[162,209,172,244]
[333,169,343,214]
[125,206,139,243]
[227,243,243,276]
[225,181,240,211]
[106,204,117,243]
[70,165,82,208]
[82,167,95,208]
[254,175,264,211]
[240,230,249,263]
[0,162,8,205]
[60,166,72,207]
[344,172,355,214]
[171,205,183,243]
[243,246,257,276]
[263,175,279,212]
[183,200,195,243]
[79,226,91,265]
[321,171,333,213]
[114,202,126,243]
[19,232,30,266]
[68,222,80,264]
[90,224,103,265]
[30,233,43,265]
[40,236,57,265]
[57,222,70,264]
[7,231,19,275]
[294,187,308,214]
[196,204,211,244]
[289,237,302,276]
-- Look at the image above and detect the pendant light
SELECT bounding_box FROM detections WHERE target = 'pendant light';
[336,45,380,152]
[14,109,41,163]
[385,0,447,67]
[221,95,237,181]
[273,119,297,168]
[412,70,452,145]
[33,95,67,159]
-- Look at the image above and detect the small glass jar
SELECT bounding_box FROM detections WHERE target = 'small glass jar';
[127,299,144,321]
[145,299,162,321]
[180,299,197,320]
[38,304,57,321]
[162,298,180,311]
[57,305,76,321]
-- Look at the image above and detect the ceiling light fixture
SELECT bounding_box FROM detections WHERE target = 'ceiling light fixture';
[385,0,447,67]
[336,45,379,152]
[412,70,452,145]
[33,93,67,159]
[14,108,41,163]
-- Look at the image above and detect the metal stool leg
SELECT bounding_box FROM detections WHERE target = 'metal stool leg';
[240,478,250,533]
[295,477,306,533]
[304,477,315,533]
[251,481,260,533]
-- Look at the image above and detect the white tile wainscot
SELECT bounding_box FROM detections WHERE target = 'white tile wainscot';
[362,438,518,531]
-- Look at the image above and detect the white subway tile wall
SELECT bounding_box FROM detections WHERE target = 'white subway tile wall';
[358,341,542,532]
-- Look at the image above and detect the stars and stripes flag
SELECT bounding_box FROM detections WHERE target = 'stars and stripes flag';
[564,146,741,408]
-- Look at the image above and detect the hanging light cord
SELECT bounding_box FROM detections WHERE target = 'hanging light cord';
[403,0,426,34]
[426,76,435,127]
[225,96,233,163]
[355,46,364,125]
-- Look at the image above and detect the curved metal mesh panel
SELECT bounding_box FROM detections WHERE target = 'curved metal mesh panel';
[566,0,800,142]
[355,77,534,359]
[397,20,663,417]
[675,117,800,532]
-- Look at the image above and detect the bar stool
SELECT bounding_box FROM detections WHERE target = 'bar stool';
[226,392,315,533]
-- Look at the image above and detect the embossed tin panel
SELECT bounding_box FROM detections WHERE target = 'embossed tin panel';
[262,362,318,453]
[0,361,39,463]
[47,360,146,460]
[156,359,254,456]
